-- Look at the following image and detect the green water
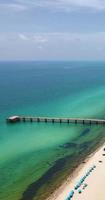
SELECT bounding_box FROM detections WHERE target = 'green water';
[0,61,105,200]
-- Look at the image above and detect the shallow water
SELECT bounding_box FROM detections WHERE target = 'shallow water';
[0,61,105,200]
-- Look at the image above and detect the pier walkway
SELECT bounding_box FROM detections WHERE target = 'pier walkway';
[7,116,105,125]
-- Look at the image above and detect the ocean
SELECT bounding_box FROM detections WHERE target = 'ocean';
[0,61,105,200]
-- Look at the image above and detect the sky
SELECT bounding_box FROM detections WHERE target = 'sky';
[0,0,105,60]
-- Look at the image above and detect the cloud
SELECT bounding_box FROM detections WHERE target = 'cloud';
[15,0,105,12]
[33,36,48,44]
[1,0,105,13]
[0,32,105,60]
[0,3,27,12]
[18,33,29,40]
[1,32,105,44]
[18,33,48,44]
[1,31,105,41]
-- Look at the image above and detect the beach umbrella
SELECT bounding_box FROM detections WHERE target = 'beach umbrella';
[89,169,91,173]
[89,167,93,171]
[75,182,81,190]
[80,178,84,183]
[78,182,82,187]
[82,177,85,180]
[79,179,83,183]
[74,185,78,190]
[91,167,94,170]
[86,172,89,176]
[65,191,74,200]
[65,197,70,200]
[86,170,89,174]
[78,189,82,194]
[68,193,73,198]
[84,183,88,188]
[81,176,84,180]
[68,190,74,198]
[83,175,86,180]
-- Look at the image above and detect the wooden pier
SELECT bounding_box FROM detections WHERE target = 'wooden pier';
[6,116,105,125]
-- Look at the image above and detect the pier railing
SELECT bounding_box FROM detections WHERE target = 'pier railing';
[6,116,105,125]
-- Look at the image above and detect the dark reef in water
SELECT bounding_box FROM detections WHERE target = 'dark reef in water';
[20,140,93,200]
[80,128,90,137]
[59,142,78,149]
[79,141,93,154]
[20,156,71,200]
[20,133,105,200]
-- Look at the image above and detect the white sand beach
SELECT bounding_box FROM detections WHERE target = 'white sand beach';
[49,144,105,200]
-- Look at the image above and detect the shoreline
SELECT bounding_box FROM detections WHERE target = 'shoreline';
[48,142,105,200]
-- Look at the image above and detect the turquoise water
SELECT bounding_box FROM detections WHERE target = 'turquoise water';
[0,61,105,200]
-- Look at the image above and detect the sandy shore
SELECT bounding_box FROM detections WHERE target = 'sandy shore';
[48,144,105,200]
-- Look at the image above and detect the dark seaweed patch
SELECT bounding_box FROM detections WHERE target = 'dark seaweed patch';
[20,133,105,200]
[20,156,70,200]
[79,141,92,153]
[59,142,78,149]
[80,128,90,137]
